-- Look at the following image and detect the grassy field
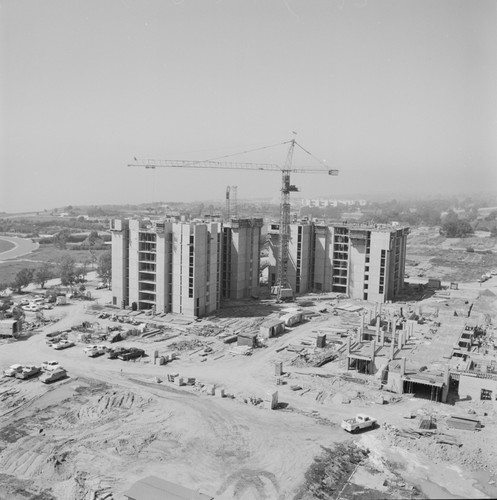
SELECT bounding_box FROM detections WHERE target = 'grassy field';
[0,244,108,286]
[0,239,15,253]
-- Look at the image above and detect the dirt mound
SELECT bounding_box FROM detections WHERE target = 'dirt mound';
[74,391,150,422]
[293,442,368,499]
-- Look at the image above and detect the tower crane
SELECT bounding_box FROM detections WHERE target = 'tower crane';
[128,139,338,300]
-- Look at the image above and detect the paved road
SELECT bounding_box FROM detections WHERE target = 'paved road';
[0,236,39,261]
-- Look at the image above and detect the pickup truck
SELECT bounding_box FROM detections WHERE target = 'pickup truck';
[15,365,41,380]
[3,364,24,377]
[341,414,377,433]
[118,348,145,361]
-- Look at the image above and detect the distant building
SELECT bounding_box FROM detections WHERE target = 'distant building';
[268,221,409,303]
[111,217,262,317]
[302,199,368,208]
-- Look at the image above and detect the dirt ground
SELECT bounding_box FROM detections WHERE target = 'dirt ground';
[1,264,497,499]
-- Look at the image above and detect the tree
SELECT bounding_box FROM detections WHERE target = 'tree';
[54,229,71,249]
[97,251,112,285]
[12,268,34,293]
[34,263,53,289]
[58,255,77,286]
[88,230,99,246]
[442,219,474,238]
[74,260,90,283]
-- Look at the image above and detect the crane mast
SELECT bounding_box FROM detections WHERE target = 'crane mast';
[129,139,338,301]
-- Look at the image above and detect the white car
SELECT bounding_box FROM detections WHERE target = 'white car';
[42,360,61,371]
[83,345,99,354]
[3,364,24,377]
[22,304,39,312]
[53,340,75,350]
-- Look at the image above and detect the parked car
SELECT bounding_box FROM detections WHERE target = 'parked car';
[96,282,107,290]
[42,360,61,371]
[341,414,377,433]
[15,365,41,380]
[46,331,62,338]
[118,348,145,361]
[3,364,24,377]
[83,344,99,353]
[40,368,67,384]
[85,345,106,357]
[107,347,129,359]
[19,299,30,306]
[22,304,39,312]
[53,340,75,350]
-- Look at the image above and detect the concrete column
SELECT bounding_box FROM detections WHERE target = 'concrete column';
[441,365,450,403]
[375,319,380,342]
[346,337,351,370]
[398,331,404,350]
[379,302,382,318]
[400,357,406,376]
[390,334,396,360]
[361,313,365,330]
[370,339,376,375]
[358,326,363,343]
[380,328,385,346]
[368,309,373,325]
[387,320,392,336]
[374,303,378,320]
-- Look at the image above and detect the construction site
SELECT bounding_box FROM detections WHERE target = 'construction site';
[1,141,497,500]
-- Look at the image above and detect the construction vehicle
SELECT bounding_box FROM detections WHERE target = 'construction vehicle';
[129,138,338,300]
[341,414,377,433]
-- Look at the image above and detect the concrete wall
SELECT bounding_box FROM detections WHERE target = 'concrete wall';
[110,220,129,307]
[128,220,140,308]
[312,225,333,292]
[458,374,497,401]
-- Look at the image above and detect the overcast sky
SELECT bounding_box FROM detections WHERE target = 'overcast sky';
[1,0,496,213]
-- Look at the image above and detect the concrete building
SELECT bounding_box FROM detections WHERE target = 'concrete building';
[111,217,261,317]
[268,221,409,303]
[221,218,263,299]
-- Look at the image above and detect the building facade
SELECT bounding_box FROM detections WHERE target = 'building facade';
[111,217,261,317]
[268,221,409,303]
[222,218,263,299]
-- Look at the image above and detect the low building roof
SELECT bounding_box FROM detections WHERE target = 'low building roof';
[261,318,285,328]
[123,476,213,500]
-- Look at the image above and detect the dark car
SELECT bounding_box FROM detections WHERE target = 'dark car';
[118,348,145,361]
[107,347,130,359]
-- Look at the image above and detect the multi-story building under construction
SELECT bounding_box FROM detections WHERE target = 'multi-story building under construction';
[111,217,262,317]
[268,221,409,303]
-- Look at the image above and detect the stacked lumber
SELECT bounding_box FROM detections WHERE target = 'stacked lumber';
[446,416,481,430]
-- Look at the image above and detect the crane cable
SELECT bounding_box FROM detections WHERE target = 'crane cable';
[204,140,290,161]
[205,139,330,171]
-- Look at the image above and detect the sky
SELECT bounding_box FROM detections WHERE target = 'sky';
[1,0,496,213]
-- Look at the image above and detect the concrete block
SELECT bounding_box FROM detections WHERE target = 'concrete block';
[266,391,278,410]
[274,362,283,376]
[216,387,225,398]
[174,376,184,386]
